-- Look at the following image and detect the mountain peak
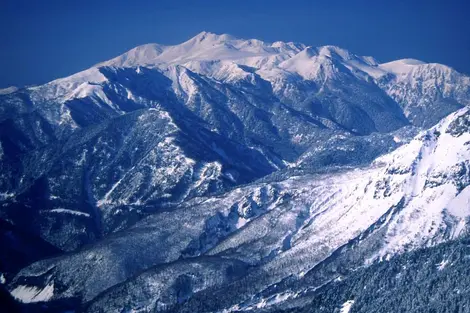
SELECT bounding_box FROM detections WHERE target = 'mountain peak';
[317,45,352,60]
[188,31,236,44]
[379,58,426,74]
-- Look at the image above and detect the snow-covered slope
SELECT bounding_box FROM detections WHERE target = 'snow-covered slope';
[9,108,470,312]
[0,105,275,252]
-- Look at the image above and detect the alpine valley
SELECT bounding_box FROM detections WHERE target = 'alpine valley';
[1,32,470,313]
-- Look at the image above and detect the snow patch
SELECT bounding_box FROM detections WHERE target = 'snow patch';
[0,86,18,95]
[436,259,449,271]
[10,283,54,303]
[340,300,355,313]
[48,208,91,217]
[0,192,14,200]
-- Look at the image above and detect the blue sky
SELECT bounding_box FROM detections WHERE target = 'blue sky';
[1,0,469,88]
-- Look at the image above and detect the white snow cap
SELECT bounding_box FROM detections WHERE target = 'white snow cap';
[99,31,459,85]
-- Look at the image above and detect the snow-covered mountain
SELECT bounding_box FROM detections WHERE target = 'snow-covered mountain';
[101,31,470,129]
[1,32,470,312]
[8,106,470,313]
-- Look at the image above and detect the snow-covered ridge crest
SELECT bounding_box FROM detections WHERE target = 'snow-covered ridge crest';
[9,31,468,132]
[96,31,442,80]
[98,31,386,81]
[99,31,307,69]
[374,106,470,168]
[13,31,468,109]
[95,32,470,121]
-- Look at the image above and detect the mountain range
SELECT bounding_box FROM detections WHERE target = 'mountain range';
[1,31,470,313]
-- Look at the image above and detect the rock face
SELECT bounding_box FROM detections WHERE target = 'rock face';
[1,32,470,312]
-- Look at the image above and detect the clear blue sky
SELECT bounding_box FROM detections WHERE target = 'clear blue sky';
[1,0,469,88]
